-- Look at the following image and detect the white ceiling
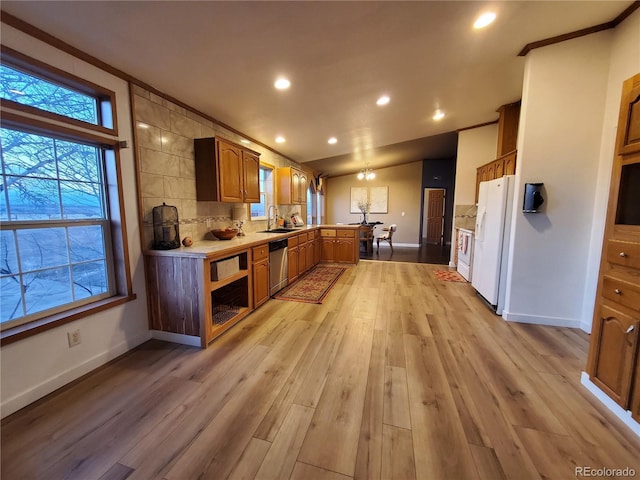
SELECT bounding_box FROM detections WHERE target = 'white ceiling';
[1,1,633,176]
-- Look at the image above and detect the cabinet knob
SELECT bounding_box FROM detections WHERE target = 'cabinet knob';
[619,252,627,257]
[627,325,635,334]
[614,288,622,295]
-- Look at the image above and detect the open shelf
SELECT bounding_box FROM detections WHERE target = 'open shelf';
[209,269,248,292]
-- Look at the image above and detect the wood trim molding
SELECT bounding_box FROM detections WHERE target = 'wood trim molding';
[456,119,499,133]
[518,1,640,56]
[1,10,296,163]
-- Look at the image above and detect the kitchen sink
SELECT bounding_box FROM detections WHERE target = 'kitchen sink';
[257,228,297,233]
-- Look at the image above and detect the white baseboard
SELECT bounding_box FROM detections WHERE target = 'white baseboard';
[151,329,201,347]
[1,331,151,419]
[580,372,640,437]
[501,310,581,328]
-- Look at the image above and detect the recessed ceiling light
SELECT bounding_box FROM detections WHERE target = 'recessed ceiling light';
[240,139,250,144]
[274,77,291,90]
[275,136,286,143]
[376,95,390,106]
[433,110,445,121]
[328,137,338,144]
[474,12,496,29]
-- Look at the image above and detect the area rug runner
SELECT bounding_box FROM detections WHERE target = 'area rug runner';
[274,265,347,304]
[434,269,467,282]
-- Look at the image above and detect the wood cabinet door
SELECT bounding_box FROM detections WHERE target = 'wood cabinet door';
[217,139,243,202]
[307,240,314,268]
[298,173,308,204]
[504,152,516,175]
[591,304,638,408]
[288,247,299,283]
[631,352,640,422]
[335,239,355,263]
[494,158,505,178]
[298,243,308,274]
[616,74,640,156]
[486,162,496,181]
[314,238,321,265]
[243,152,261,203]
[321,238,335,262]
[292,171,301,205]
[252,258,269,308]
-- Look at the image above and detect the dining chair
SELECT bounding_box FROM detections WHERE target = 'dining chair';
[359,225,374,256]
[376,224,397,253]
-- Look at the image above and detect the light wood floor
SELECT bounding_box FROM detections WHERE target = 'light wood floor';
[2,261,639,480]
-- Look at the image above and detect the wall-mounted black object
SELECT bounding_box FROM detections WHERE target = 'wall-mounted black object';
[523,183,544,213]
[153,202,180,249]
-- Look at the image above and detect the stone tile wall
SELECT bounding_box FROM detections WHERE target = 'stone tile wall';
[454,204,477,231]
[133,85,305,249]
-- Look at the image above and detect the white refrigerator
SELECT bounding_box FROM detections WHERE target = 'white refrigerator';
[471,175,516,314]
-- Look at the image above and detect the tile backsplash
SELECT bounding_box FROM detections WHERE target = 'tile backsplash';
[454,204,477,231]
[133,85,305,249]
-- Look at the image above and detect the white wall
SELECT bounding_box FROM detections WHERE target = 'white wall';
[0,26,150,417]
[449,124,498,264]
[502,31,612,328]
[580,9,640,333]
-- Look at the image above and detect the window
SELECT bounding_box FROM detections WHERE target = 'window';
[0,49,130,337]
[251,163,274,221]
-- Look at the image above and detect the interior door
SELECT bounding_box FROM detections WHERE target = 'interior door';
[426,189,445,245]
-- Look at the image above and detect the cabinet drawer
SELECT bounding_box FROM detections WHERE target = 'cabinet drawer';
[607,240,640,269]
[603,276,640,312]
[252,244,269,262]
[321,229,336,237]
[305,232,314,242]
[337,229,355,238]
[288,236,299,248]
[298,233,308,243]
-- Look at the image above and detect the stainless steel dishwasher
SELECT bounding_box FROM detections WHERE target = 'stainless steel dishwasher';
[269,238,288,295]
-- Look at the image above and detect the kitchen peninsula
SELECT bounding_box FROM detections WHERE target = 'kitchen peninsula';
[145,225,359,348]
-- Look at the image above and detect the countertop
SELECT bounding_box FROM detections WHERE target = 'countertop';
[145,224,360,259]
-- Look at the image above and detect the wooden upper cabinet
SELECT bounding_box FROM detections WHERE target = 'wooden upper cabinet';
[194,137,261,203]
[496,102,521,156]
[242,151,260,203]
[616,75,640,156]
[277,167,308,204]
[218,140,243,202]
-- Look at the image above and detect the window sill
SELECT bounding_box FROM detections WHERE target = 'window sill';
[0,293,137,346]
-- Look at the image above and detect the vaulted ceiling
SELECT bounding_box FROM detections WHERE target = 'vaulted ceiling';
[1,1,634,176]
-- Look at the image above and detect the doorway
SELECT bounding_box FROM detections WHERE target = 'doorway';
[422,188,445,245]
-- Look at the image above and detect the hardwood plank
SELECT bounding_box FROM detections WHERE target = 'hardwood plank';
[121,345,272,479]
[289,462,352,480]
[403,334,480,480]
[164,320,316,480]
[228,438,271,480]
[354,329,386,480]
[381,425,416,480]
[382,366,411,430]
[298,316,375,476]
[97,463,134,480]
[468,445,507,480]
[3,261,639,480]
[254,404,315,480]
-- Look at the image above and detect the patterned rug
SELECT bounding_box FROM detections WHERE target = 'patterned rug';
[433,269,467,282]
[274,265,347,303]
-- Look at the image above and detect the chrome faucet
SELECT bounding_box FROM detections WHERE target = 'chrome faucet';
[267,204,278,231]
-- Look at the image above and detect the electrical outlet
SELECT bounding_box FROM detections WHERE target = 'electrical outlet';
[67,329,81,347]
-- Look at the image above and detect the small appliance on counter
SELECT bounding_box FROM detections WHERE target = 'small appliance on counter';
[291,214,304,227]
[152,202,180,250]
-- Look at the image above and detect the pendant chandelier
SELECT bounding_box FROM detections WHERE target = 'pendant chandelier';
[357,164,375,181]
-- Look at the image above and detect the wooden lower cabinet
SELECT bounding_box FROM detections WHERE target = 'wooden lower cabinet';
[252,244,269,309]
[288,246,299,283]
[320,228,358,264]
[590,304,639,407]
[299,241,308,274]
[632,354,640,422]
